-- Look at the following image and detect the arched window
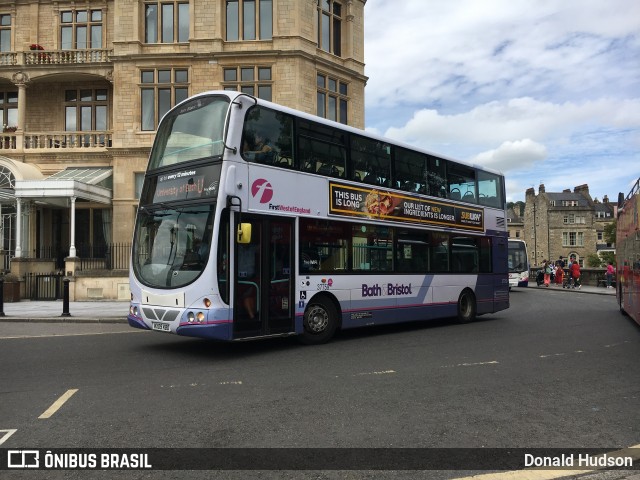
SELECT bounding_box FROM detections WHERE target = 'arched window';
[0,165,15,189]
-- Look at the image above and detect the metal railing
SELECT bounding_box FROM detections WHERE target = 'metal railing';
[1,251,12,272]
[77,243,131,271]
[25,272,65,300]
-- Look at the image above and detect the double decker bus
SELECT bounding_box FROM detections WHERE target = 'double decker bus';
[507,239,529,288]
[616,177,640,324]
[128,91,509,344]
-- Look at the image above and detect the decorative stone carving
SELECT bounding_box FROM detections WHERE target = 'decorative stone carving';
[11,71,30,85]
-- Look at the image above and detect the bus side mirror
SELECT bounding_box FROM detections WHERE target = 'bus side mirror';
[237,223,252,244]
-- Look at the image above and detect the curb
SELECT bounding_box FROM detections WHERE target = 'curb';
[0,317,127,323]
[530,286,615,296]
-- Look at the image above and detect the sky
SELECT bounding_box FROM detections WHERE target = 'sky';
[363,0,640,203]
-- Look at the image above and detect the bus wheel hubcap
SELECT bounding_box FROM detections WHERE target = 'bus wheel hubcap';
[306,306,328,333]
[461,297,470,316]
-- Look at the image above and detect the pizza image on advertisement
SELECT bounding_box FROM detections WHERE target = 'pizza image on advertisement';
[364,190,396,216]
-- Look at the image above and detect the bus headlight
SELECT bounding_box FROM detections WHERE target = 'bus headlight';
[129,305,139,317]
[203,298,212,308]
[187,311,206,323]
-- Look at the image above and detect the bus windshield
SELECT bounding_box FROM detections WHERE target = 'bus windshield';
[148,95,230,169]
[508,240,528,272]
[132,205,215,289]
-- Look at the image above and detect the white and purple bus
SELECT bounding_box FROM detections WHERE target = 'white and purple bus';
[508,239,529,288]
[128,91,509,344]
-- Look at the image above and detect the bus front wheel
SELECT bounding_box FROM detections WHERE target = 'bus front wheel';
[457,289,477,324]
[299,296,338,345]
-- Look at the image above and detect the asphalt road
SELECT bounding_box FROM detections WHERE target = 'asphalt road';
[0,288,638,479]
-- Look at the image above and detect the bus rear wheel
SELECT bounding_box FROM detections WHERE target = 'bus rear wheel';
[457,289,476,324]
[299,296,338,345]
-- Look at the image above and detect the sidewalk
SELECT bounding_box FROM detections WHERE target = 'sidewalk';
[0,299,129,322]
[527,283,616,296]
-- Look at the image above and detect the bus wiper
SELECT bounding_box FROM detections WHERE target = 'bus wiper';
[180,209,211,214]
[140,203,173,216]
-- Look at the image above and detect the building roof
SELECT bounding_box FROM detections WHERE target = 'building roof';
[546,192,590,207]
[15,167,113,206]
[593,202,613,213]
[507,207,523,223]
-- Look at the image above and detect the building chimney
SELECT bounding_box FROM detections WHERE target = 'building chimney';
[574,184,592,203]
[603,195,609,203]
[526,187,535,197]
[539,184,545,193]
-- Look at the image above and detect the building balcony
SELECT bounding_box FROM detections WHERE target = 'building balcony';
[0,131,112,152]
[0,49,112,67]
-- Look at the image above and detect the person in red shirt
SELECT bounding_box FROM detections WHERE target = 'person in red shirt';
[606,262,615,289]
[570,260,581,289]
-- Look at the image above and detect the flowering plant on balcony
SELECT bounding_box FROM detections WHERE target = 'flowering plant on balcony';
[29,44,45,51]
[2,125,17,133]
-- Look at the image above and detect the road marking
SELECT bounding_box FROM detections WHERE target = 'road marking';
[452,444,640,480]
[0,331,142,340]
[0,429,17,445]
[355,370,396,376]
[604,341,630,348]
[441,361,499,368]
[39,389,78,419]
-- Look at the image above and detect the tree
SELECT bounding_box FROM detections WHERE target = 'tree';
[586,253,602,268]
[600,251,615,266]
[603,220,616,245]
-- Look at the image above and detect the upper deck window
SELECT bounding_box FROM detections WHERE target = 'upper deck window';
[447,164,476,203]
[350,136,391,187]
[477,170,504,208]
[148,95,229,169]
[241,105,294,167]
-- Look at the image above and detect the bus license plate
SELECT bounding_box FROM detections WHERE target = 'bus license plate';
[152,321,171,333]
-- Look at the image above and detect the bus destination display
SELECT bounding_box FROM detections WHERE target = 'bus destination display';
[150,165,220,204]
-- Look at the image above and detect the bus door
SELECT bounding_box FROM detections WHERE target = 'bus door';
[233,215,294,338]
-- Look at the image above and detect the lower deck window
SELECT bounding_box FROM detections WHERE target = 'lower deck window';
[299,218,493,274]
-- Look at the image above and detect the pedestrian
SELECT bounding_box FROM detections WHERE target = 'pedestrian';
[555,262,564,286]
[543,260,552,287]
[606,261,615,289]
[570,260,581,289]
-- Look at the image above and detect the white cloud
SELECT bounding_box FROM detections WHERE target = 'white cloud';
[363,1,640,201]
[473,139,547,172]
[382,97,640,151]
[365,0,640,112]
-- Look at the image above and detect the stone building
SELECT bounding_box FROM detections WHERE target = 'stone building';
[0,0,367,299]
[507,203,524,240]
[524,184,615,268]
